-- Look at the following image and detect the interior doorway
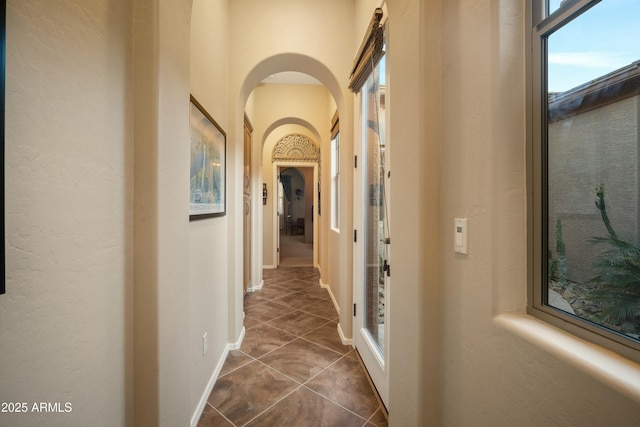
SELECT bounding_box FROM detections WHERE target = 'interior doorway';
[277,166,315,267]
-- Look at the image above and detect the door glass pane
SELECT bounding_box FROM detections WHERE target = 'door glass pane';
[546,1,640,341]
[362,55,387,354]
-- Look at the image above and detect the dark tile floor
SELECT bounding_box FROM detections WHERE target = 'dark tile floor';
[198,267,388,427]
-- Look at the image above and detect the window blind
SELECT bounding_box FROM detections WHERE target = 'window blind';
[348,8,384,93]
[330,110,339,139]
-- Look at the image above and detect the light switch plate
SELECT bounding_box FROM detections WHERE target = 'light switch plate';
[454,218,468,254]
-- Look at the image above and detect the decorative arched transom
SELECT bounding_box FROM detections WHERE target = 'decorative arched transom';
[272,134,319,163]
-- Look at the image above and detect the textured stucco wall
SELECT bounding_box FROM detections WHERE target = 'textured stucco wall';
[439,1,640,426]
[5,2,640,426]
[133,0,197,424]
[1,0,134,425]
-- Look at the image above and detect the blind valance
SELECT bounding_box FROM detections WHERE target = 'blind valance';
[348,8,384,93]
[330,110,339,139]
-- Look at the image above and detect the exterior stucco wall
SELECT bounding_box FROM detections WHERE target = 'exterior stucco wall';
[548,95,640,283]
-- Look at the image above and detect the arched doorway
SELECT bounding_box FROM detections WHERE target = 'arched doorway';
[268,133,319,267]
[236,53,353,351]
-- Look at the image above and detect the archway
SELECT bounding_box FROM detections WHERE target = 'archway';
[236,54,346,281]
[234,52,354,365]
[269,133,319,267]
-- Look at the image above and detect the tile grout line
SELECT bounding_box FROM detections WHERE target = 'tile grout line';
[302,350,383,423]
[204,402,237,427]
[209,358,303,426]
[297,335,353,357]
[207,268,380,426]
[353,348,389,423]
[244,317,345,362]
[300,350,380,420]
[250,352,371,426]
[299,371,371,424]
[215,349,257,379]
[300,383,371,425]
[265,312,333,335]
[234,359,308,427]
[215,405,237,427]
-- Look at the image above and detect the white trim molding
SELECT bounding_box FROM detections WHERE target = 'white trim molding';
[338,322,353,346]
[247,279,264,293]
[190,327,246,427]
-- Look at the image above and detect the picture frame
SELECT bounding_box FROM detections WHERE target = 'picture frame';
[189,95,226,219]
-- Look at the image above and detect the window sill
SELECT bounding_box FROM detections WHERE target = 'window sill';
[493,313,640,404]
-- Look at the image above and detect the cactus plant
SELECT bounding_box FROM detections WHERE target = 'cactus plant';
[595,183,618,240]
[555,219,568,288]
[589,184,640,324]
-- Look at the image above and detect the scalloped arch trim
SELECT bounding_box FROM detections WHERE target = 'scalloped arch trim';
[272,134,319,162]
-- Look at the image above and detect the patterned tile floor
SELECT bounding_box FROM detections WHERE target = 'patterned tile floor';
[197,267,388,427]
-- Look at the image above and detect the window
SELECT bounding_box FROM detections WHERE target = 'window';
[530,0,640,361]
[331,111,340,230]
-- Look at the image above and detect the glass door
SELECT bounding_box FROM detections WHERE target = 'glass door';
[355,54,389,408]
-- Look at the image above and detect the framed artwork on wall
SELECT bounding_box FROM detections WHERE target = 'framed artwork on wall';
[189,95,226,219]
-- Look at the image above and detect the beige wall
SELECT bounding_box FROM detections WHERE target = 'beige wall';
[189,0,231,422]
[2,0,134,426]
[439,1,640,426]
[3,1,640,427]
[133,0,192,424]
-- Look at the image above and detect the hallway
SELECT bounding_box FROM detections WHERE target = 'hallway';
[278,234,314,267]
[197,267,387,426]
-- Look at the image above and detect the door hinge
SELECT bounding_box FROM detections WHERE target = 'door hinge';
[354,229,357,243]
[353,303,356,317]
[277,247,280,253]
[354,155,358,168]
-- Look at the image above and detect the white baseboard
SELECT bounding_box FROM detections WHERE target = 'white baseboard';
[337,322,352,346]
[190,327,246,427]
[247,280,264,293]
[320,280,351,346]
[320,279,340,315]
[263,264,276,269]
[230,326,245,350]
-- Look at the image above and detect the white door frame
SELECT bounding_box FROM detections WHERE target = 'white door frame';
[352,151,390,409]
[352,60,390,408]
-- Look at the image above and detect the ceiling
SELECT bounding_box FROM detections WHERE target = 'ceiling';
[260,71,322,86]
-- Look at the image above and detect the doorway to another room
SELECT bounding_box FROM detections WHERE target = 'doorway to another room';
[278,166,314,267]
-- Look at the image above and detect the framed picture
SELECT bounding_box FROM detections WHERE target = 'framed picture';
[189,95,226,219]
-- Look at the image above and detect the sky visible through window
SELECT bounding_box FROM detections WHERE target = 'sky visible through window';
[547,0,640,93]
